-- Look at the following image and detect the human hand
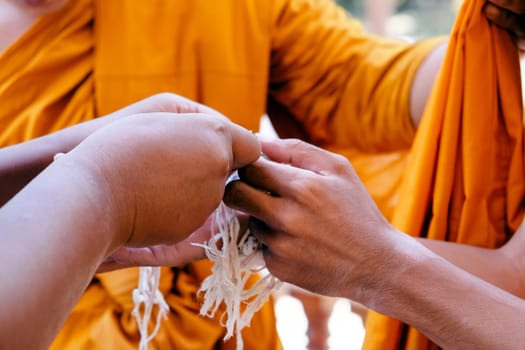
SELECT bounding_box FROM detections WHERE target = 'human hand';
[97,217,213,272]
[484,1,525,43]
[224,139,399,299]
[62,92,224,142]
[0,93,224,207]
[96,209,253,272]
[109,93,221,118]
[62,112,260,251]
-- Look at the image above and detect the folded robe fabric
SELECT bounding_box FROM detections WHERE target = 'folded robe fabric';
[363,0,525,348]
[0,0,443,348]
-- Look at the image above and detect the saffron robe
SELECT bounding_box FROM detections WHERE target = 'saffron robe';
[363,0,525,349]
[0,0,440,348]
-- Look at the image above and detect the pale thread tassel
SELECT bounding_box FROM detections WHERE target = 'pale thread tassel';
[132,266,169,350]
[196,202,282,350]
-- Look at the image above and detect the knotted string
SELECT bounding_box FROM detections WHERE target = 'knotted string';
[195,202,281,350]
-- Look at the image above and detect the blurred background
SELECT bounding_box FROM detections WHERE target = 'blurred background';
[338,0,460,38]
[272,1,461,349]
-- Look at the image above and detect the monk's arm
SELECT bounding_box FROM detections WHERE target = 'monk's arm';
[268,0,447,152]
[409,42,447,126]
[416,221,525,299]
[0,93,218,207]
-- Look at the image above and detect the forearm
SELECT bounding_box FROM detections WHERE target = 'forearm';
[0,157,119,349]
[357,234,525,349]
[0,113,121,207]
[0,93,219,207]
[417,238,525,298]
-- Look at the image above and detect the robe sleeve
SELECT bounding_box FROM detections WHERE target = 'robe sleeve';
[269,0,445,152]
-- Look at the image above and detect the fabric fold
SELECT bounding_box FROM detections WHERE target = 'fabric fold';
[364,0,524,348]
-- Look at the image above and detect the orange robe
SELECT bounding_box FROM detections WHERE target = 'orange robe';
[363,0,525,349]
[0,0,440,348]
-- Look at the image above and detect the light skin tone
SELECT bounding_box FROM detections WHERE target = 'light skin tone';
[1,1,517,277]
[0,0,523,345]
[0,0,450,271]
[0,93,230,269]
[0,112,260,350]
[0,93,220,207]
[223,138,525,349]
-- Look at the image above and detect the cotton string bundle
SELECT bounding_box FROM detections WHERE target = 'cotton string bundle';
[196,202,281,350]
[132,266,169,350]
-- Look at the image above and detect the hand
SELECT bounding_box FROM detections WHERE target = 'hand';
[0,93,224,207]
[97,217,213,272]
[108,92,222,118]
[224,139,398,298]
[62,112,260,250]
[62,92,226,141]
[97,208,253,272]
[484,1,525,41]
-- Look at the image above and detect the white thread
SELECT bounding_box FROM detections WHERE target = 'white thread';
[195,202,281,350]
[132,266,169,350]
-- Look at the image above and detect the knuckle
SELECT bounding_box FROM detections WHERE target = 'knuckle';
[283,138,304,148]
[284,138,307,155]
[331,153,352,174]
[276,206,303,233]
[148,92,180,108]
[223,182,242,206]
[289,176,321,201]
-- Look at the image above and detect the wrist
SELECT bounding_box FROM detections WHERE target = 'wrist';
[51,151,132,254]
[348,227,433,312]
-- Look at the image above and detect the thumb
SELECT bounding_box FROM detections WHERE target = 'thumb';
[260,138,350,174]
[229,123,261,169]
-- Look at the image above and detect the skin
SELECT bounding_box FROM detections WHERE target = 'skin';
[0,112,260,350]
[0,0,523,344]
[0,93,220,207]
[224,138,525,349]
[0,94,233,269]
[484,0,525,40]
[0,0,451,272]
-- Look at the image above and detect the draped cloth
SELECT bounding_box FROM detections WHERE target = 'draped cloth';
[0,1,281,348]
[0,0,444,348]
[363,0,525,348]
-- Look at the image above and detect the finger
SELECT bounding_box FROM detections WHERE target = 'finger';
[260,138,352,175]
[248,217,275,248]
[124,93,221,116]
[224,180,284,228]
[237,157,312,197]
[97,257,128,273]
[260,245,298,285]
[227,123,261,169]
[486,0,525,14]
[484,3,525,37]
[110,243,206,268]
[248,217,294,256]
[127,112,259,170]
